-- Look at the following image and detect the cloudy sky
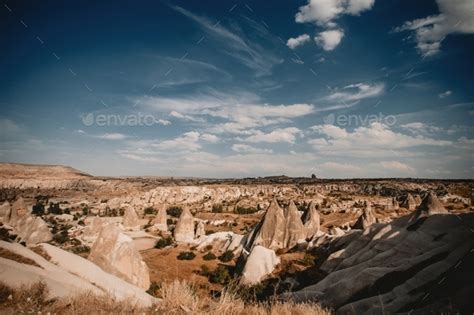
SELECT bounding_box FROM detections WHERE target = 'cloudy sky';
[1,0,473,178]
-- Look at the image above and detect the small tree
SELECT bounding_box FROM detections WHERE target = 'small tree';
[212,204,223,213]
[32,203,45,216]
[203,252,216,260]
[177,251,196,260]
[167,206,183,218]
[218,250,234,262]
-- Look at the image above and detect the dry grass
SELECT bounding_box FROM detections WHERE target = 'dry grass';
[0,248,42,268]
[31,245,52,261]
[0,280,330,315]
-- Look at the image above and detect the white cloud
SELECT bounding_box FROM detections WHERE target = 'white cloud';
[243,127,302,144]
[379,161,415,173]
[309,122,452,158]
[394,0,474,57]
[320,161,362,174]
[295,0,375,26]
[231,144,273,154]
[400,122,442,136]
[315,29,344,50]
[200,133,220,143]
[172,6,282,76]
[438,90,452,98]
[95,133,129,140]
[287,34,311,49]
[169,111,206,122]
[154,131,202,151]
[326,82,385,102]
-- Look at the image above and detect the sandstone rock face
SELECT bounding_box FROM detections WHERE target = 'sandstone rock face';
[174,207,195,243]
[151,206,167,232]
[0,201,11,222]
[88,223,150,290]
[123,206,140,230]
[82,216,106,242]
[15,216,52,245]
[410,191,448,222]
[352,202,375,230]
[195,220,205,239]
[9,197,28,225]
[302,201,320,239]
[283,201,306,248]
[248,199,286,250]
[283,213,474,313]
[402,193,417,210]
[241,245,280,285]
[0,241,157,307]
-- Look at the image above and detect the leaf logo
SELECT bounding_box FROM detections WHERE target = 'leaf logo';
[324,113,335,125]
[82,113,94,126]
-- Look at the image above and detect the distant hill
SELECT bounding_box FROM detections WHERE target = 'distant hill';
[0,163,91,179]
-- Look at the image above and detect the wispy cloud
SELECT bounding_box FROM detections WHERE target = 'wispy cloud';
[172,6,282,76]
[325,82,385,103]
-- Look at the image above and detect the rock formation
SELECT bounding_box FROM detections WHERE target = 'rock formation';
[9,197,28,226]
[410,191,448,222]
[283,212,474,314]
[15,216,52,245]
[195,220,205,239]
[241,245,280,284]
[88,223,150,290]
[174,207,195,243]
[402,193,417,210]
[283,201,306,248]
[302,201,320,239]
[122,206,140,230]
[352,202,375,230]
[247,198,286,250]
[82,216,106,242]
[0,201,10,223]
[151,205,167,232]
[0,240,157,307]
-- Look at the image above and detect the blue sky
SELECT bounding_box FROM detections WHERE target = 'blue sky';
[1,0,473,178]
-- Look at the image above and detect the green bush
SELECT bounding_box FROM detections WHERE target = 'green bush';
[48,202,62,215]
[144,207,156,215]
[167,206,183,218]
[155,237,173,249]
[301,252,316,266]
[218,250,234,262]
[177,251,196,260]
[212,204,223,213]
[199,265,210,276]
[203,252,216,261]
[208,266,230,284]
[234,206,257,215]
[82,207,89,216]
[32,203,45,216]
[53,231,69,244]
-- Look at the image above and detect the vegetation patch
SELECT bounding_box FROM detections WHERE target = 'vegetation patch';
[177,251,196,260]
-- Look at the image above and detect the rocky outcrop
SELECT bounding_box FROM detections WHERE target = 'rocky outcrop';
[283,212,474,313]
[241,245,280,284]
[302,201,320,239]
[174,207,195,243]
[9,197,28,225]
[410,191,448,222]
[352,202,375,230]
[283,201,306,248]
[88,223,150,290]
[247,198,286,250]
[82,216,106,242]
[0,201,10,222]
[15,216,52,245]
[402,193,417,210]
[123,206,140,230]
[195,221,205,239]
[151,206,167,232]
[0,241,157,307]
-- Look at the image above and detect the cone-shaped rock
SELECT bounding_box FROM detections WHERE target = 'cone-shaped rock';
[174,207,195,242]
[10,197,28,226]
[16,216,52,245]
[89,223,150,290]
[353,202,376,230]
[152,206,167,232]
[0,201,11,223]
[402,193,417,210]
[411,192,447,221]
[284,201,306,248]
[195,221,205,239]
[252,198,286,250]
[123,206,140,230]
[303,201,320,239]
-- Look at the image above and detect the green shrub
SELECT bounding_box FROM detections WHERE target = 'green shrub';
[32,203,45,216]
[199,265,210,276]
[203,252,216,260]
[48,203,62,215]
[218,250,234,262]
[177,251,196,260]
[212,204,223,213]
[208,266,230,284]
[53,231,69,244]
[82,207,89,216]
[167,206,183,218]
[155,237,173,249]
[301,253,316,266]
[144,207,156,215]
[234,206,257,215]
